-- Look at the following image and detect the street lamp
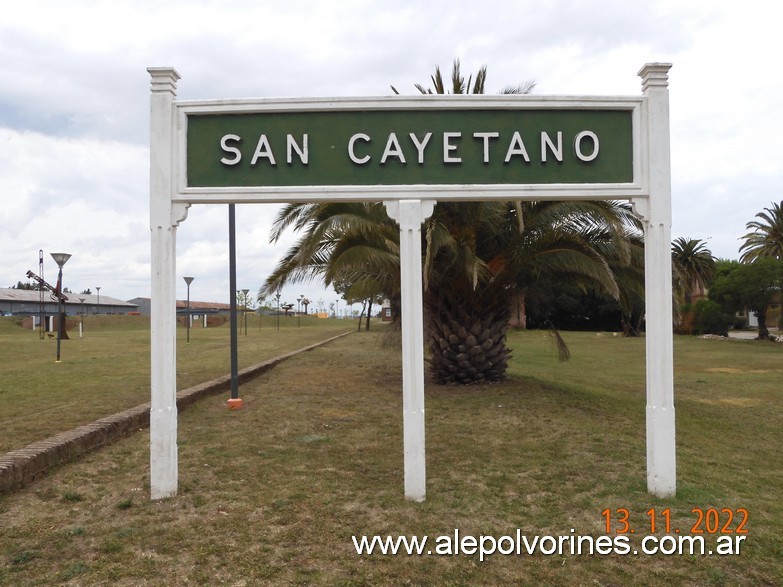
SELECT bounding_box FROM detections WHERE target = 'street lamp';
[275,292,281,332]
[242,288,249,335]
[79,297,85,337]
[297,295,304,327]
[183,276,194,343]
[95,286,101,314]
[50,252,71,363]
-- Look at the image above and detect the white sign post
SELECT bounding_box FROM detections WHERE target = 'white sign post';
[148,63,675,501]
[635,64,676,497]
[383,199,436,501]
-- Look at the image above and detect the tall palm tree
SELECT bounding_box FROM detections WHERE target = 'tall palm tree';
[671,237,716,304]
[422,199,639,383]
[739,201,783,262]
[261,61,642,384]
[404,61,637,382]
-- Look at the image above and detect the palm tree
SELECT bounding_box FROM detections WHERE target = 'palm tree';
[739,201,783,262]
[391,58,536,96]
[422,198,641,382]
[260,201,401,329]
[671,237,716,304]
[261,61,642,384]
[402,61,638,382]
[598,230,646,336]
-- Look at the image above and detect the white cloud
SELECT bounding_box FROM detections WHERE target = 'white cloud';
[1,0,781,304]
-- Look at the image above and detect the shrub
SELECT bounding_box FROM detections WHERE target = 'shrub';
[694,299,732,336]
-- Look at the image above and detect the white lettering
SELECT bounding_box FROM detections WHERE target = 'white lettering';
[460,535,477,555]
[348,133,371,164]
[496,535,515,555]
[443,132,462,163]
[504,131,530,163]
[434,535,452,555]
[716,535,746,555]
[250,134,276,166]
[409,132,432,164]
[380,132,406,164]
[574,130,599,162]
[541,131,563,162]
[473,132,499,163]
[538,536,557,555]
[286,134,308,165]
[220,134,242,165]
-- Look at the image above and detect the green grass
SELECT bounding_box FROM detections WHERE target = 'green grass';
[0,314,353,453]
[1,325,781,585]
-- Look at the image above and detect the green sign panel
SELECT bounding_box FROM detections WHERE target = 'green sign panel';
[186,109,633,188]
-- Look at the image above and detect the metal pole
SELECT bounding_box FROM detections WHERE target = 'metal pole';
[50,252,71,363]
[56,265,63,362]
[183,277,194,343]
[79,297,85,337]
[186,284,190,343]
[228,204,241,407]
[276,293,280,332]
[39,250,45,339]
[242,288,249,335]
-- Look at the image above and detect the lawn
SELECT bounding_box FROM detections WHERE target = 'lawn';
[0,325,781,585]
[0,314,354,454]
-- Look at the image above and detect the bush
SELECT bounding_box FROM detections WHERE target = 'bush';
[694,300,732,337]
[732,315,747,330]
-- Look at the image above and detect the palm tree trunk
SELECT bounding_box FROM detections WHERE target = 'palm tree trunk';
[424,286,511,384]
[508,290,526,329]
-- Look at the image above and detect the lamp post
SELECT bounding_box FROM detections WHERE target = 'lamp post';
[183,276,194,343]
[95,286,101,314]
[242,288,249,335]
[79,297,85,337]
[297,295,304,327]
[275,292,281,332]
[50,253,71,363]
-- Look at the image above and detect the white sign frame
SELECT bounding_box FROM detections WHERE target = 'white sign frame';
[148,63,675,501]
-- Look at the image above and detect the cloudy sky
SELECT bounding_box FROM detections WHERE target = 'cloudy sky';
[1,0,780,309]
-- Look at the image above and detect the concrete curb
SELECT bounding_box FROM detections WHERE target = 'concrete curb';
[0,331,353,493]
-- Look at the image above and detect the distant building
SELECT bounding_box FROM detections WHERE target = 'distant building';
[128,297,231,317]
[0,288,137,317]
[380,299,393,322]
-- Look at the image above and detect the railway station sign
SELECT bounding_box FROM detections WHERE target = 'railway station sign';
[185,108,634,188]
[150,63,675,504]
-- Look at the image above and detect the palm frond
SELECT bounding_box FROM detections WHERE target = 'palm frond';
[548,325,571,362]
[739,201,783,262]
[501,80,536,95]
